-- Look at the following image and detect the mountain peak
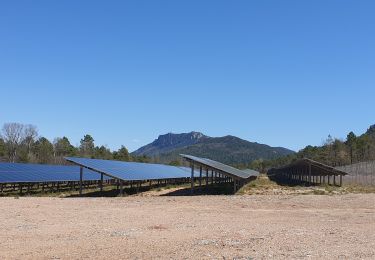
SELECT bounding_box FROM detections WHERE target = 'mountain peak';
[366,124,375,135]
[155,132,206,145]
[161,131,205,139]
[132,131,207,157]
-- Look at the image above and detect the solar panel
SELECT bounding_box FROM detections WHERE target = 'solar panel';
[0,162,108,183]
[241,169,260,177]
[65,157,203,181]
[180,154,258,179]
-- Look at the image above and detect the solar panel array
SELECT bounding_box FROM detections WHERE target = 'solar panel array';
[65,157,203,181]
[0,162,108,183]
[180,154,258,179]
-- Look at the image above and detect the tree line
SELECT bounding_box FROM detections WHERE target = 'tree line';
[1,122,374,169]
[0,122,150,165]
[247,124,375,173]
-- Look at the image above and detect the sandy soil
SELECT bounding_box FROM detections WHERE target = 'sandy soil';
[0,194,374,260]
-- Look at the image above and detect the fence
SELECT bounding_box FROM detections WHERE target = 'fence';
[336,161,375,186]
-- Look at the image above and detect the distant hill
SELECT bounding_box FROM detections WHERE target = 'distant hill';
[132,132,207,157]
[132,132,294,165]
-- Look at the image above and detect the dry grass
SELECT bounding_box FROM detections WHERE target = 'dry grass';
[343,184,375,193]
[238,174,375,195]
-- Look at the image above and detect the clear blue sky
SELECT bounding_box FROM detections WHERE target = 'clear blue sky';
[1,1,374,152]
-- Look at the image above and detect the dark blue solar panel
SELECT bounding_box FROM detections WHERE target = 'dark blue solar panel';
[65,157,203,181]
[0,162,108,183]
[180,154,259,179]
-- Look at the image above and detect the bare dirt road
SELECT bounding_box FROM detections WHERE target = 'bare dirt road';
[0,194,374,259]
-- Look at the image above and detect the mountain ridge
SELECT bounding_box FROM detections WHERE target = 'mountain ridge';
[132,132,294,165]
[132,132,207,157]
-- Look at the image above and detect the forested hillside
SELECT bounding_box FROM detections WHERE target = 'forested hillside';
[146,135,294,165]
[250,124,375,172]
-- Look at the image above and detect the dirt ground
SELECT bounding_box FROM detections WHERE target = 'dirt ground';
[0,194,374,260]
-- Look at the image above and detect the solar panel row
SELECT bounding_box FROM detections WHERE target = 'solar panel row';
[180,154,258,179]
[65,157,204,181]
[0,162,108,183]
[1,156,232,184]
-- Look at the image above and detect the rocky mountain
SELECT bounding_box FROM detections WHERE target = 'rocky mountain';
[132,132,207,157]
[132,132,294,165]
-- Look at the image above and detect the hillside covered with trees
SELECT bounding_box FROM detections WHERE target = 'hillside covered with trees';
[132,132,294,165]
[249,124,375,172]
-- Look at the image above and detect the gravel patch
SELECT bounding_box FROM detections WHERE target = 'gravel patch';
[0,194,374,259]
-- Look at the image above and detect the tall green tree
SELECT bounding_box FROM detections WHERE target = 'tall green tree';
[346,132,357,164]
[356,135,370,162]
[0,138,6,158]
[80,134,95,158]
[33,137,54,164]
[54,137,77,157]
[113,145,131,161]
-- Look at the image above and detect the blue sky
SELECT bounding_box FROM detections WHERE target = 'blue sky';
[0,1,374,152]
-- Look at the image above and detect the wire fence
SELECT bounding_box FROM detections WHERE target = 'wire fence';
[336,161,375,186]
